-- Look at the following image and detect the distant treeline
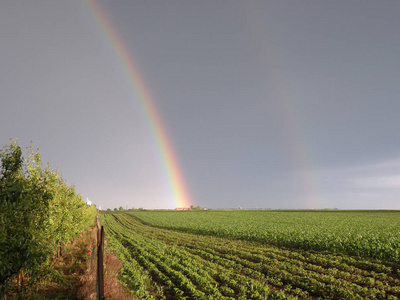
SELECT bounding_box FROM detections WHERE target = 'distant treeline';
[105,205,205,211]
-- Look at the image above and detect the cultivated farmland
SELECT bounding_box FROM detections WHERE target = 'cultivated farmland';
[101,210,400,299]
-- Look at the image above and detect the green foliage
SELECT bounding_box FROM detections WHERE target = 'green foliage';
[102,212,400,299]
[129,210,400,262]
[0,139,97,295]
[0,140,51,293]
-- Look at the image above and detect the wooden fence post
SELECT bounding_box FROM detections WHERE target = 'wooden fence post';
[97,223,105,299]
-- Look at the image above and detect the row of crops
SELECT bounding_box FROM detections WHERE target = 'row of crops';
[129,210,400,261]
[102,211,400,299]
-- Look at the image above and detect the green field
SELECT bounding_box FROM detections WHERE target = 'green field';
[101,210,400,299]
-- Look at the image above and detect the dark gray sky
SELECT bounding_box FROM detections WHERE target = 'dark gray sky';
[1,1,400,209]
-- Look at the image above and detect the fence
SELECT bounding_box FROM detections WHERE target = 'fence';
[96,215,105,300]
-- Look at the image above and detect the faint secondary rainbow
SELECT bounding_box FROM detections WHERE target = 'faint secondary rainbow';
[240,2,322,209]
[86,0,192,208]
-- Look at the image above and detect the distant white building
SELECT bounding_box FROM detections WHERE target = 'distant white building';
[86,198,92,206]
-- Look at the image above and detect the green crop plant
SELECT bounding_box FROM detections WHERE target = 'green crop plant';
[101,211,400,299]
[129,210,400,261]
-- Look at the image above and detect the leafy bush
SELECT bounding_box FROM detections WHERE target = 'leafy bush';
[0,139,97,295]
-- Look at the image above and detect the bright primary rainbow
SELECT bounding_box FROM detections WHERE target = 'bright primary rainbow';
[86,0,192,208]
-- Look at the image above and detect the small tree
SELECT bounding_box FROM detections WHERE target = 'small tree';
[0,140,52,293]
[0,139,97,296]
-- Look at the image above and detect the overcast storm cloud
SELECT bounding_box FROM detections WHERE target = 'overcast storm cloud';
[1,1,399,210]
